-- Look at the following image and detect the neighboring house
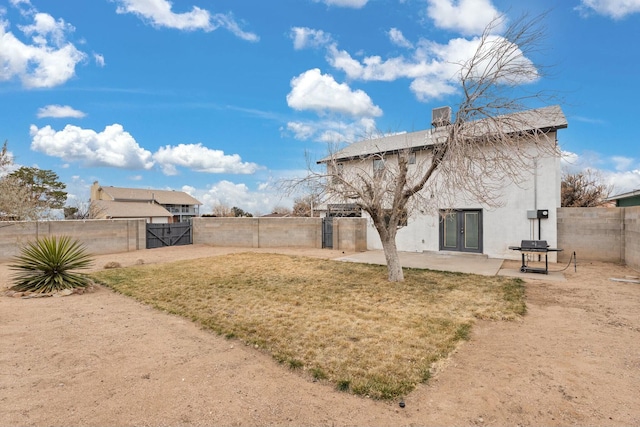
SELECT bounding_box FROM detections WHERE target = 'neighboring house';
[318,105,568,261]
[90,182,202,223]
[606,189,640,207]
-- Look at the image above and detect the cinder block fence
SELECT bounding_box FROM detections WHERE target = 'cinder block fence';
[0,219,145,261]
[557,206,639,270]
[0,217,368,262]
[0,211,637,271]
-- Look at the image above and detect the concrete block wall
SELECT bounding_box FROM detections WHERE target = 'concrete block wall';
[255,217,322,248]
[192,217,260,247]
[625,207,640,270]
[192,217,324,249]
[0,219,145,262]
[333,218,367,252]
[192,217,366,251]
[557,208,625,263]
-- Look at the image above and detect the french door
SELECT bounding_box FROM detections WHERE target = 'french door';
[439,209,483,253]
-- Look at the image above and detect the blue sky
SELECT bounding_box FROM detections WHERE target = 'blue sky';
[1,0,639,215]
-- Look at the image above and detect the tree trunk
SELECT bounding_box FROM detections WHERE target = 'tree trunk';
[380,234,404,282]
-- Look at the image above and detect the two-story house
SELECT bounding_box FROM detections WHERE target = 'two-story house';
[90,181,202,223]
[318,105,568,262]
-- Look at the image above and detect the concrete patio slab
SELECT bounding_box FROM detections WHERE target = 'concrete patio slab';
[337,250,568,281]
[336,250,504,276]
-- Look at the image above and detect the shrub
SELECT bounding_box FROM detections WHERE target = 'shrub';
[9,236,93,294]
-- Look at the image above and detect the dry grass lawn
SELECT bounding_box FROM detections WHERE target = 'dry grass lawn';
[91,252,525,400]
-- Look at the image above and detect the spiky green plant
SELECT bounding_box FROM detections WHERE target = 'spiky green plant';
[9,236,93,293]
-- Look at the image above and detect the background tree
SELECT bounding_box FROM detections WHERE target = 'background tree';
[292,195,320,217]
[270,205,292,216]
[284,14,558,282]
[8,166,67,220]
[0,141,10,170]
[64,200,107,220]
[561,170,612,207]
[231,206,253,217]
[210,203,253,217]
[0,142,41,221]
[211,203,233,217]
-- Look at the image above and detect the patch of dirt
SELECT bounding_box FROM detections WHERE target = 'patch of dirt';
[1,245,639,426]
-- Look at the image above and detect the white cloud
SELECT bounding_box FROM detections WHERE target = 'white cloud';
[312,0,369,8]
[211,12,259,42]
[152,143,260,175]
[605,169,640,194]
[409,77,458,101]
[324,34,537,101]
[291,27,332,50]
[194,180,290,216]
[612,155,635,172]
[576,0,640,19]
[114,0,258,40]
[286,122,316,140]
[30,124,154,169]
[37,104,86,118]
[560,150,581,171]
[286,117,377,143]
[561,150,640,194]
[94,53,105,67]
[29,124,261,175]
[426,0,503,35]
[388,28,413,48]
[287,68,383,117]
[19,12,68,45]
[0,8,86,88]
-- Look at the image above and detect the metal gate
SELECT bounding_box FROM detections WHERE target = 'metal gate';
[146,222,192,249]
[322,217,333,249]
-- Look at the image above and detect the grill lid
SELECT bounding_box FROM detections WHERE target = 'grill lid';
[520,240,549,250]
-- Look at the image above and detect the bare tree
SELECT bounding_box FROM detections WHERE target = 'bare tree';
[284,14,561,282]
[0,141,10,170]
[561,169,612,207]
[211,203,233,217]
[271,205,292,216]
[292,194,320,217]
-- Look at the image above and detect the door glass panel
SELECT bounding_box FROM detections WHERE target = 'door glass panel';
[464,212,479,249]
[443,213,457,248]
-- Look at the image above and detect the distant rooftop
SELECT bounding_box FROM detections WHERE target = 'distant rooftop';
[91,200,173,218]
[606,189,640,201]
[96,185,202,205]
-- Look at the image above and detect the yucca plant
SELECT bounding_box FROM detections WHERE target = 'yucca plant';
[9,236,94,294]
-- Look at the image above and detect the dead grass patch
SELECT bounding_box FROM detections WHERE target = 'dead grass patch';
[91,252,525,399]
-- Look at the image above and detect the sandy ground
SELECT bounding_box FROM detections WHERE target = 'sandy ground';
[1,244,639,427]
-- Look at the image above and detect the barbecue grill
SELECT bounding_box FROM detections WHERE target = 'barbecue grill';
[508,240,563,274]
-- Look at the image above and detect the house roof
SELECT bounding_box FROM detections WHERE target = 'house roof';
[92,200,173,218]
[606,189,640,201]
[319,105,567,163]
[98,186,202,205]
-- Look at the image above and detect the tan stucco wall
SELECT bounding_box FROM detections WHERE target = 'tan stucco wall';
[0,219,145,262]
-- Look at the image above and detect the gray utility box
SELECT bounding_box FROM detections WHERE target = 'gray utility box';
[527,209,549,219]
